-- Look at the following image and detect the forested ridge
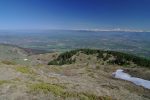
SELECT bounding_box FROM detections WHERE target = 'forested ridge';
[48,49,150,68]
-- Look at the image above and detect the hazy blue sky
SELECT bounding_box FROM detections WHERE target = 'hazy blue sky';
[0,0,150,30]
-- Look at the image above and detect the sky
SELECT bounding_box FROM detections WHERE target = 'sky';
[0,0,150,31]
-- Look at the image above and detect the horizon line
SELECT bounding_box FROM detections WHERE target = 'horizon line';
[0,28,150,32]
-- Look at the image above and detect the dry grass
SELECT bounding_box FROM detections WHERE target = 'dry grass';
[15,66,33,74]
[1,60,16,65]
[28,82,113,100]
[28,83,65,95]
[0,80,10,85]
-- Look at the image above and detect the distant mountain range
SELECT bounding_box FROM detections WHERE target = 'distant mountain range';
[72,28,150,32]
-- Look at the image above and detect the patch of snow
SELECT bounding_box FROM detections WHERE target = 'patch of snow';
[48,73,62,77]
[112,69,150,89]
[48,73,66,77]
[24,59,28,61]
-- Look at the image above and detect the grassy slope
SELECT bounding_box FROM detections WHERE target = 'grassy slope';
[0,46,149,100]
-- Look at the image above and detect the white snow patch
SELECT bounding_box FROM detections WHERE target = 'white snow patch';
[24,59,28,61]
[48,73,66,77]
[112,69,150,89]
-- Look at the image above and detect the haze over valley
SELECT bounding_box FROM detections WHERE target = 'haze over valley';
[0,30,150,58]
